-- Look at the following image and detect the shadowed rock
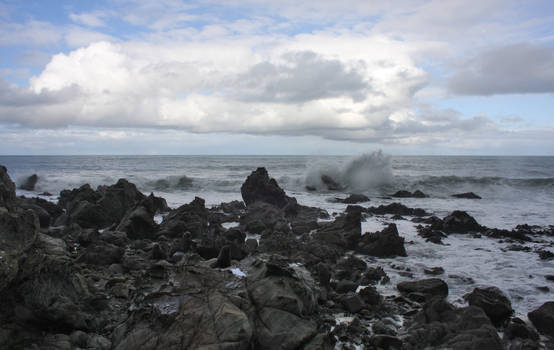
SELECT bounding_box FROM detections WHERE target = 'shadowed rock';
[241,167,290,208]
[452,192,482,199]
[464,287,513,326]
[356,223,407,258]
[528,301,554,337]
[19,174,39,191]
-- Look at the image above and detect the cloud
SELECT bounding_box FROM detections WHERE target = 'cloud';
[69,12,108,27]
[0,20,62,46]
[448,43,554,95]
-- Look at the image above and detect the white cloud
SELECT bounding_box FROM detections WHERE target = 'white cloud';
[69,12,108,27]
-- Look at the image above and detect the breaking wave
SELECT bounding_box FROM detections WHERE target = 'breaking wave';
[305,151,393,192]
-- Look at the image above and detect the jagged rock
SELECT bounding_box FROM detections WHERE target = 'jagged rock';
[70,200,111,229]
[397,278,448,301]
[321,174,343,191]
[117,205,157,239]
[241,167,290,208]
[19,174,39,191]
[442,210,483,233]
[0,165,16,210]
[356,223,407,258]
[339,293,365,313]
[368,202,428,216]
[371,335,403,349]
[424,267,445,275]
[240,201,289,234]
[452,192,482,199]
[360,266,388,284]
[76,242,124,265]
[97,179,146,223]
[528,301,554,337]
[358,286,382,305]
[16,197,51,228]
[59,184,101,212]
[159,197,208,238]
[464,287,513,326]
[504,317,539,341]
[314,210,361,249]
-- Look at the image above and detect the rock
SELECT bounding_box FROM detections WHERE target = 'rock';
[245,238,258,252]
[339,293,365,313]
[150,243,167,260]
[70,330,89,347]
[424,267,445,275]
[528,301,554,337]
[0,209,39,292]
[86,334,111,350]
[332,194,370,204]
[0,165,16,210]
[358,286,382,305]
[371,334,403,349]
[117,205,157,239]
[213,244,232,268]
[392,190,427,198]
[58,184,101,212]
[321,174,343,191]
[335,280,358,293]
[397,278,448,300]
[70,200,111,229]
[255,307,317,350]
[442,210,483,233]
[464,287,513,326]
[16,197,51,228]
[19,174,39,191]
[546,275,554,282]
[240,201,288,234]
[367,202,428,216]
[356,223,407,258]
[538,249,554,260]
[241,167,290,208]
[76,242,124,265]
[452,192,482,199]
[314,210,361,249]
[360,266,388,284]
[97,178,146,223]
[159,197,208,238]
[504,317,539,341]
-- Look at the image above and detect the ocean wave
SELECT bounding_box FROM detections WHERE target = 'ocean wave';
[413,175,554,188]
[305,151,393,192]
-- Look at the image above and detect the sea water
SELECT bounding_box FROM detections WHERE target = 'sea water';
[1,153,553,317]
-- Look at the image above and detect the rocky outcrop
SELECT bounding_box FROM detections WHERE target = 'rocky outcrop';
[0,165,16,210]
[330,194,370,204]
[356,223,407,258]
[452,192,482,199]
[367,202,428,216]
[241,167,290,208]
[314,210,361,249]
[464,287,513,326]
[392,190,427,198]
[442,210,483,233]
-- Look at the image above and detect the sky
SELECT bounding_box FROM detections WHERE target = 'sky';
[0,0,553,155]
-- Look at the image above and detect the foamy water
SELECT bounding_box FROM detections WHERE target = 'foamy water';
[1,153,553,318]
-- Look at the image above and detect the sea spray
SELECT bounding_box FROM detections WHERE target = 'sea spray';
[305,150,393,192]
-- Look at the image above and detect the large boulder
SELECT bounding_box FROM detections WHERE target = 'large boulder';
[241,167,290,208]
[117,205,158,239]
[356,223,407,257]
[159,197,208,238]
[97,179,146,223]
[367,203,427,216]
[528,301,554,337]
[442,211,483,233]
[0,165,16,210]
[314,210,361,249]
[464,287,513,326]
[397,278,448,301]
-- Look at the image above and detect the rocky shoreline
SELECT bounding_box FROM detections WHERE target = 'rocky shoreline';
[1,165,553,349]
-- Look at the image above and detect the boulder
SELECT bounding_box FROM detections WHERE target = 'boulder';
[397,278,448,301]
[97,179,146,223]
[19,174,39,191]
[241,167,290,208]
[117,205,157,239]
[464,287,513,326]
[321,174,343,191]
[339,293,365,313]
[528,301,554,337]
[331,194,370,204]
[452,192,482,199]
[392,190,427,198]
[358,286,382,305]
[442,210,483,233]
[314,210,361,249]
[356,223,407,258]
[159,197,208,238]
[367,203,428,216]
[0,165,16,210]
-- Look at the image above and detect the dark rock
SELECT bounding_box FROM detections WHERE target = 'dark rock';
[314,210,361,249]
[0,165,17,210]
[76,242,124,265]
[334,280,358,293]
[452,192,482,199]
[70,200,111,229]
[97,179,146,223]
[504,317,539,341]
[356,223,407,257]
[331,194,370,204]
[333,255,366,282]
[464,287,513,326]
[537,286,549,292]
[442,210,483,233]
[16,197,51,228]
[213,244,232,268]
[159,197,208,238]
[358,286,382,305]
[371,334,403,349]
[538,249,554,260]
[19,174,39,191]
[321,174,343,191]
[317,263,331,288]
[424,267,445,275]
[528,301,554,337]
[58,184,101,212]
[339,293,365,313]
[368,202,428,216]
[150,243,167,260]
[546,275,554,282]
[117,205,157,239]
[245,238,258,252]
[240,201,288,234]
[397,278,448,300]
[392,190,426,198]
[241,167,290,208]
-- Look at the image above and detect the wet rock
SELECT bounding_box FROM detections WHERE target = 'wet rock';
[452,192,482,199]
[546,274,554,282]
[537,249,554,260]
[213,244,232,268]
[360,266,388,285]
[321,174,343,191]
[334,280,358,293]
[240,201,288,234]
[314,210,361,249]
[256,307,317,350]
[70,200,111,229]
[241,167,290,208]
[397,278,448,301]
[159,197,208,238]
[69,330,88,347]
[86,334,111,350]
[245,238,258,252]
[331,194,370,204]
[150,243,167,260]
[417,224,447,244]
[356,223,407,258]
[442,210,483,233]
[504,317,539,341]
[392,190,426,198]
[97,178,146,223]
[464,286,513,326]
[527,301,554,337]
[367,202,428,216]
[19,174,39,191]
[371,334,403,349]
[15,197,51,228]
[76,242,124,265]
[339,293,365,313]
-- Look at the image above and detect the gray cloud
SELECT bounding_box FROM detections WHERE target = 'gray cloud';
[236,51,370,103]
[448,43,554,95]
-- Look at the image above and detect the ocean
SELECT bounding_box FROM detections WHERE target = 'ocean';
[1,152,553,317]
